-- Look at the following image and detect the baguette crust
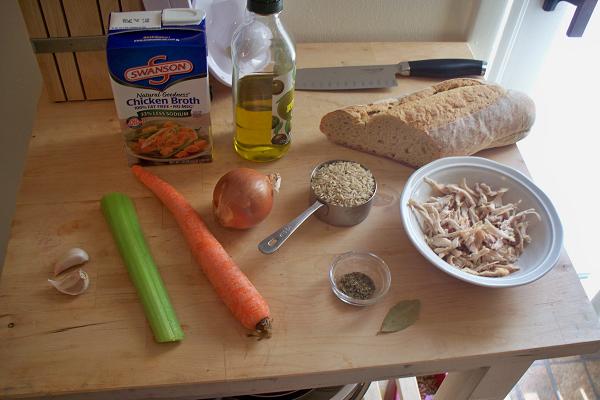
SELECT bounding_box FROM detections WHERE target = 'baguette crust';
[319,78,535,167]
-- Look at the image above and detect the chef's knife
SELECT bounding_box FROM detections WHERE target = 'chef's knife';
[295,58,486,91]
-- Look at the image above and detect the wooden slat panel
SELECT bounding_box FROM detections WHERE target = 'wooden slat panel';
[120,0,144,11]
[39,0,68,36]
[72,51,113,100]
[18,0,47,37]
[54,53,85,100]
[62,0,104,34]
[18,0,66,102]
[34,54,66,101]
[62,0,112,99]
[39,0,85,101]
[99,0,121,34]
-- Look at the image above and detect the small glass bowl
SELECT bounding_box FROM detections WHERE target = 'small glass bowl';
[329,251,391,306]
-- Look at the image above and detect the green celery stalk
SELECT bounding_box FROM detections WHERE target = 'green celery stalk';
[101,192,184,343]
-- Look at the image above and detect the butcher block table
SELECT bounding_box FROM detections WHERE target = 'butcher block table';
[1,42,599,400]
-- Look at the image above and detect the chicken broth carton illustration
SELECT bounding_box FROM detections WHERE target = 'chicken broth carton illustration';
[107,9,212,164]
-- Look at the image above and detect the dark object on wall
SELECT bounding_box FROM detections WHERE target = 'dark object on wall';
[543,0,598,37]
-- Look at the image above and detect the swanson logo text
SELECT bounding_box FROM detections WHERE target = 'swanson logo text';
[124,55,193,85]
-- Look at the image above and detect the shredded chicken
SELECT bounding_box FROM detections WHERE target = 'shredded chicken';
[409,178,541,277]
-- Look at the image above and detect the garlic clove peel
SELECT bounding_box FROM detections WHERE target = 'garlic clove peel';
[268,172,281,192]
[48,268,90,296]
[54,248,89,276]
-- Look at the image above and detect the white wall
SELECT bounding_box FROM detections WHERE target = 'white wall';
[283,0,477,42]
[467,0,512,70]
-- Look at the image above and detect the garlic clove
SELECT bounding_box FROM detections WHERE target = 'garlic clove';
[267,172,281,193]
[54,248,89,276]
[48,269,90,296]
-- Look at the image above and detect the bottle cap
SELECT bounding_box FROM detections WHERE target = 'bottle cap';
[247,0,283,15]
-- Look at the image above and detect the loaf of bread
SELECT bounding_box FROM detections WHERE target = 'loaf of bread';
[319,78,535,167]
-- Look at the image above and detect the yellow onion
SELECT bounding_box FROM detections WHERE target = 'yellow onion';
[213,168,281,229]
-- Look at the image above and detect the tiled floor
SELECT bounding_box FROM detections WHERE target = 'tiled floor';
[507,352,600,400]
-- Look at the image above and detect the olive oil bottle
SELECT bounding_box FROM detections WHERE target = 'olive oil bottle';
[231,0,295,162]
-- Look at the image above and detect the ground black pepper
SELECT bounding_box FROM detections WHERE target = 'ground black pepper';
[337,272,376,300]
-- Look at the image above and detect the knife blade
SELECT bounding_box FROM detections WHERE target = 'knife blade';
[295,58,487,91]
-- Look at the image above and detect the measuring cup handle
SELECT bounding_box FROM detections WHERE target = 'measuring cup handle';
[258,201,325,254]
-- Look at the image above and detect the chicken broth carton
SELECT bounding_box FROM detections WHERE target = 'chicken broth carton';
[107,9,212,164]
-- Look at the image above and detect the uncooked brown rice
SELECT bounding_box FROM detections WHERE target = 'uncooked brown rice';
[311,161,375,207]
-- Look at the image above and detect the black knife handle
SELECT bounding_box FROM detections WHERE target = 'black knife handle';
[404,59,486,78]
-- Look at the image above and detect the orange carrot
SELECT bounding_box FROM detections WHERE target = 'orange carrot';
[131,165,271,338]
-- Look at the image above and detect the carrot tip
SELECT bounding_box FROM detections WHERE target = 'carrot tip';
[247,318,272,340]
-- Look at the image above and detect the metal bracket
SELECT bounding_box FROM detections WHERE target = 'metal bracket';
[31,36,107,53]
[543,0,598,37]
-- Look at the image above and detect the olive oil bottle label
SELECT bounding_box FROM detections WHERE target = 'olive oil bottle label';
[271,70,294,145]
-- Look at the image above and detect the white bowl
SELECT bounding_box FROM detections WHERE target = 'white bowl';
[399,157,563,288]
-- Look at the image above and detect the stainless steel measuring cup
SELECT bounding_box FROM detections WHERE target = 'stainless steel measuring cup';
[258,160,377,254]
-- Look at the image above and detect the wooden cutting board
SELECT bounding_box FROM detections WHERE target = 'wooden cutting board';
[1,42,598,400]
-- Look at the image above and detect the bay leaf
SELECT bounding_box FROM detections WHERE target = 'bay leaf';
[379,299,421,334]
